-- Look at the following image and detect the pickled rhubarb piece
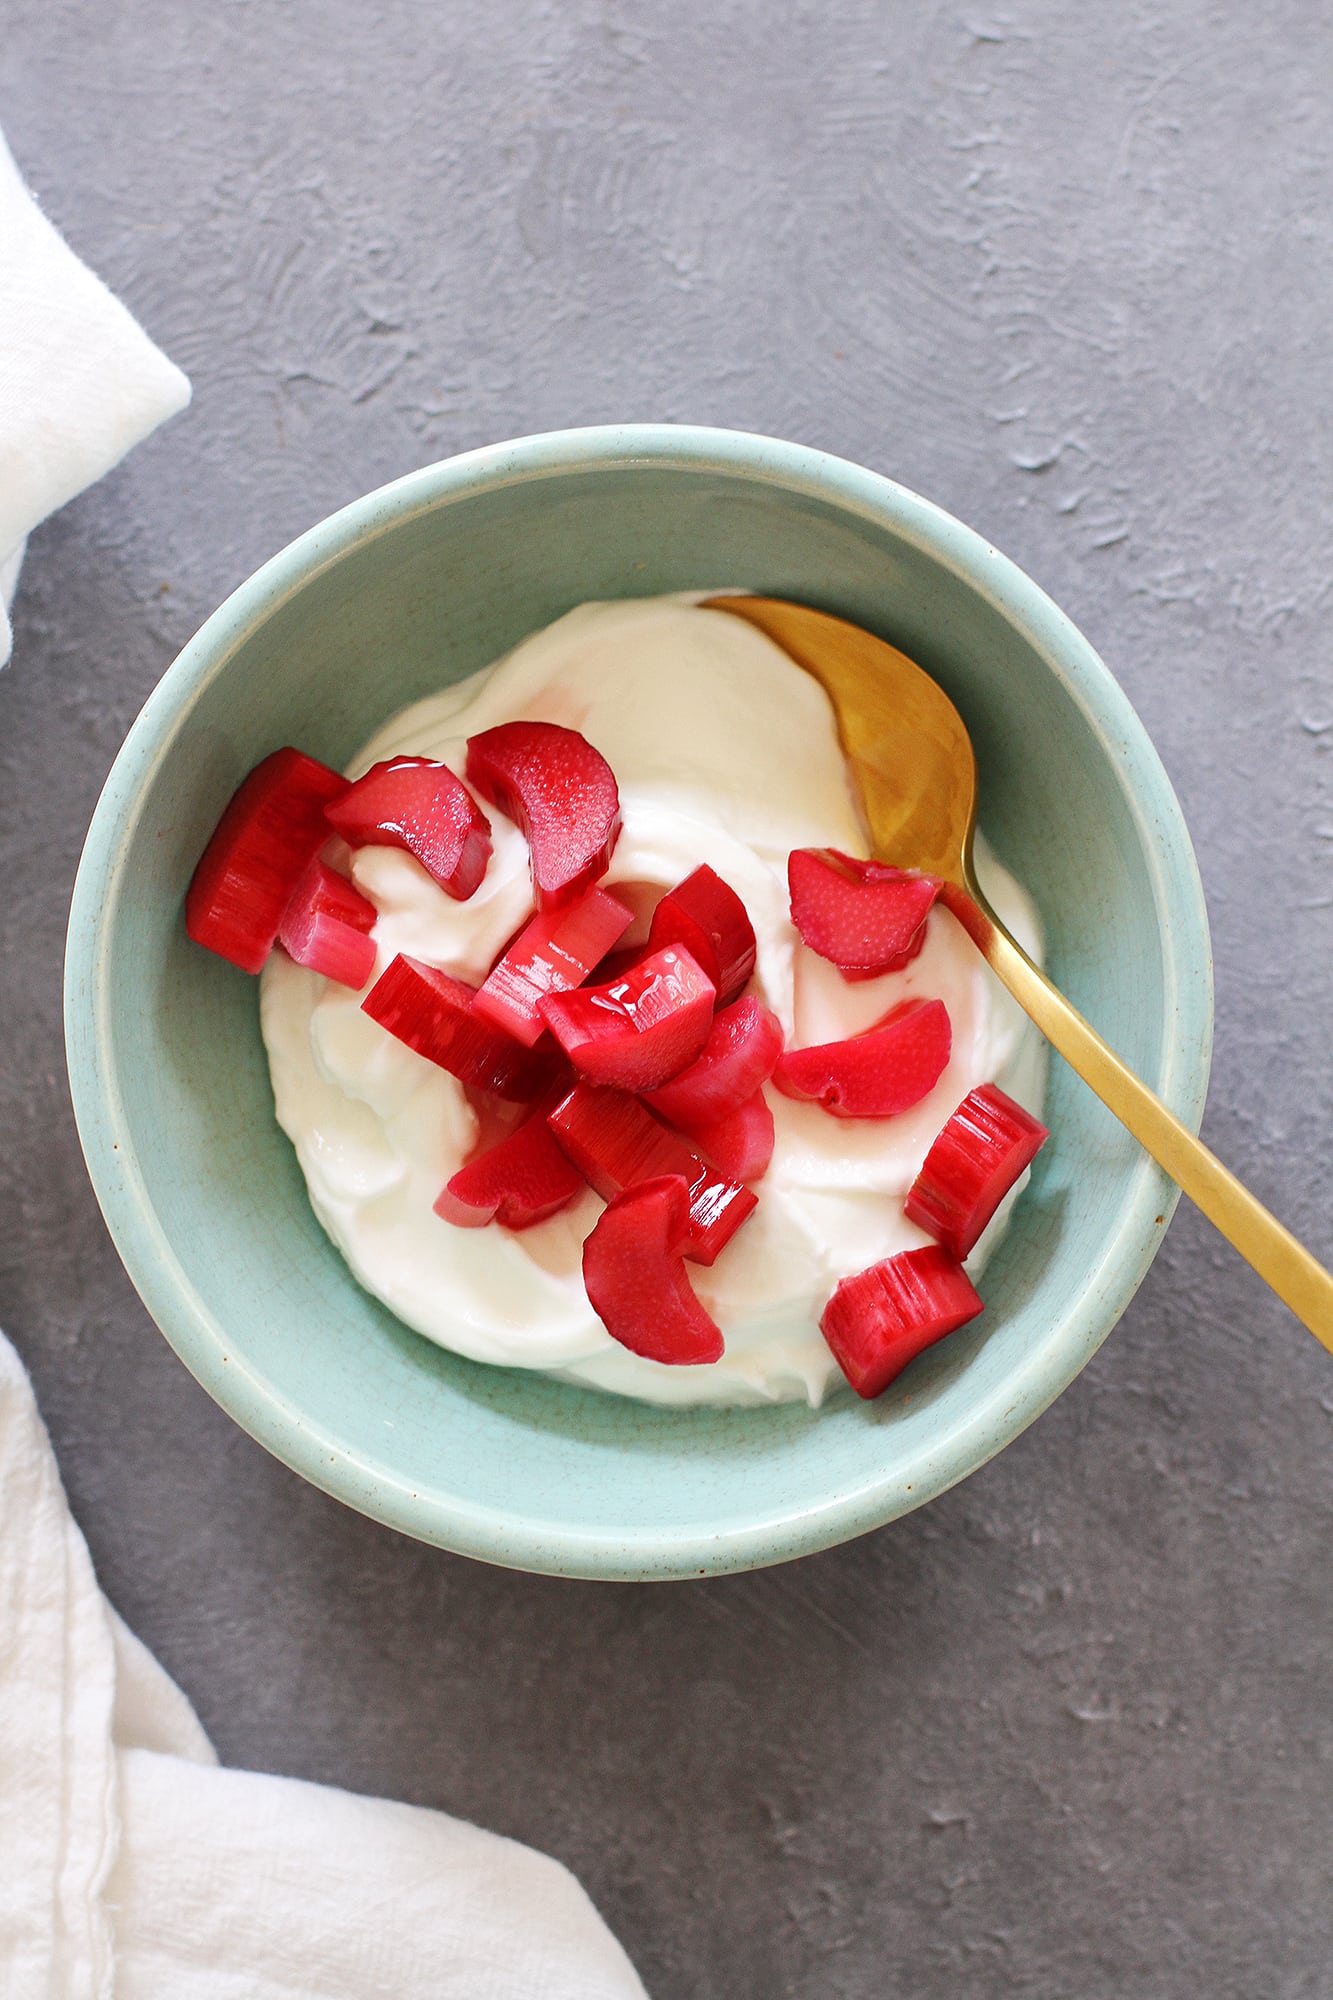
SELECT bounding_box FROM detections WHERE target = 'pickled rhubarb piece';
[277,858,378,987]
[185,748,348,974]
[539,946,715,1093]
[435,1112,584,1231]
[465,721,621,909]
[648,864,756,1006]
[362,956,554,1099]
[773,997,951,1120]
[547,1082,757,1264]
[326,756,492,900]
[643,997,784,1125]
[905,1082,1049,1260]
[473,887,633,1047]
[788,848,941,978]
[582,1177,724,1366]
[679,1090,776,1184]
[820,1246,983,1398]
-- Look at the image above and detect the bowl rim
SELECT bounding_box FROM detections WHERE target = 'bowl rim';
[64,423,1213,1580]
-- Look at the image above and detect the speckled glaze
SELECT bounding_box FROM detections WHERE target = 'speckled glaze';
[64,426,1211,1580]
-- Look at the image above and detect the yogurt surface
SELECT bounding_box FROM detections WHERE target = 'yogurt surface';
[260,596,1045,1407]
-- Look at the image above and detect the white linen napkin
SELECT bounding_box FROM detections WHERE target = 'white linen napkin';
[0,1334,648,1999]
[0,128,648,1999]
[0,127,190,665]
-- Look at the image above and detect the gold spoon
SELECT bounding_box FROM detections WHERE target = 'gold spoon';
[704,594,1333,1349]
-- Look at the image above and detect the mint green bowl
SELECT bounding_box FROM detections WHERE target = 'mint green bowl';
[64,426,1211,1580]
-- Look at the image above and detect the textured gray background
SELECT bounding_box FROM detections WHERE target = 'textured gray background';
[2,3,1330,1995]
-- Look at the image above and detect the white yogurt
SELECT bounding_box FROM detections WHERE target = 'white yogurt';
[260,596,1046,1407]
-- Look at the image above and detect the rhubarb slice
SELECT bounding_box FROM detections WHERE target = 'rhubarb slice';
[772,997,951,1119]
[905,1082,1049,1260]
[643,996,784,1125]
[362,956,554,1099]
[679,1090,776,1184]
[647,864,756,1006]
[582,1177,724,1365]
[539,946,715,1093]
[788,848,942,978]
[277,859,378,989]
[547,1082,756,1265]
[465,721,621,909]
[185,748,349,974]
[473,887,633,1047]
[820,1246,983,1398]
[435,1111,584,1231]
[325,756,492,900]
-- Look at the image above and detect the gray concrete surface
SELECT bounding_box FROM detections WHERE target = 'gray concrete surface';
[2,3,1330,1994]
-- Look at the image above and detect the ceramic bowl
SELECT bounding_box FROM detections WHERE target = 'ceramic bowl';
[64,426,1211,1580]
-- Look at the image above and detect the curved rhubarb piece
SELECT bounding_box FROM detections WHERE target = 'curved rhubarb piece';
[679,1090,775,1184]
[464,721,621,909]
[643,997,784,1125]
[473,887,633,1047]
[820,1246,983,1398]
[362,955,554,1099]
[772,997,951,1120]
[788,848,942,978]
[435,1111,584,1231]
[905,1082,1049,1260]
[185,748,349,973]
[539,946,715,1093]
[277,858,378,989]
[326,756,491,900]
[647,864,756,1006]
[583,1177,724,1366]
[547,1081,756,1265]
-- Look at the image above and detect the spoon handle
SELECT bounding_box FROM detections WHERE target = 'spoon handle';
[945,887,1333,1350]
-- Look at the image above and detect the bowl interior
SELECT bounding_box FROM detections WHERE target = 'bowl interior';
[66,434,1211,1578]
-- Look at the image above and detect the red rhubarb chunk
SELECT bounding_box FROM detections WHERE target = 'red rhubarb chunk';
[820,1246,983,1399]
[326,756,492,900]
[582,1177,724,1366]
[473,887,633,1047]
[905,1082,1049,1261]
[277,859,378,989]
[185,748,349,974]
[435,1111,584,1231]
[679,1090,776,1185]
[547,1082,756,1265]
[643,996,784,1125]
[648,864,756,1006]
[362,956,554,1100]
[788,848,942,978]
[773,997,951,1120]
[465,721,621,910]
[539,946,715,1093]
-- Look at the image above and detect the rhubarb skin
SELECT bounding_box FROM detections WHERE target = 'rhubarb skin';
[362,955,556,1100]
[326,756,492,900]
[788,848,942,979]
[547,1081,756,1265]
[435,1111,584,1231]
[465,720,622,910]
[539,946,716,1094]
[473,887,633,1047]
[772,997,952,1119]
[277,859,378,989]
[820,1246,983,1398]
[582,1177,724,1366]
[648,863,757,1006]
[185,748,349,974]
[905,1082,1049,1260]
[679,1090,776,1184]
[643,996,784,1126]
